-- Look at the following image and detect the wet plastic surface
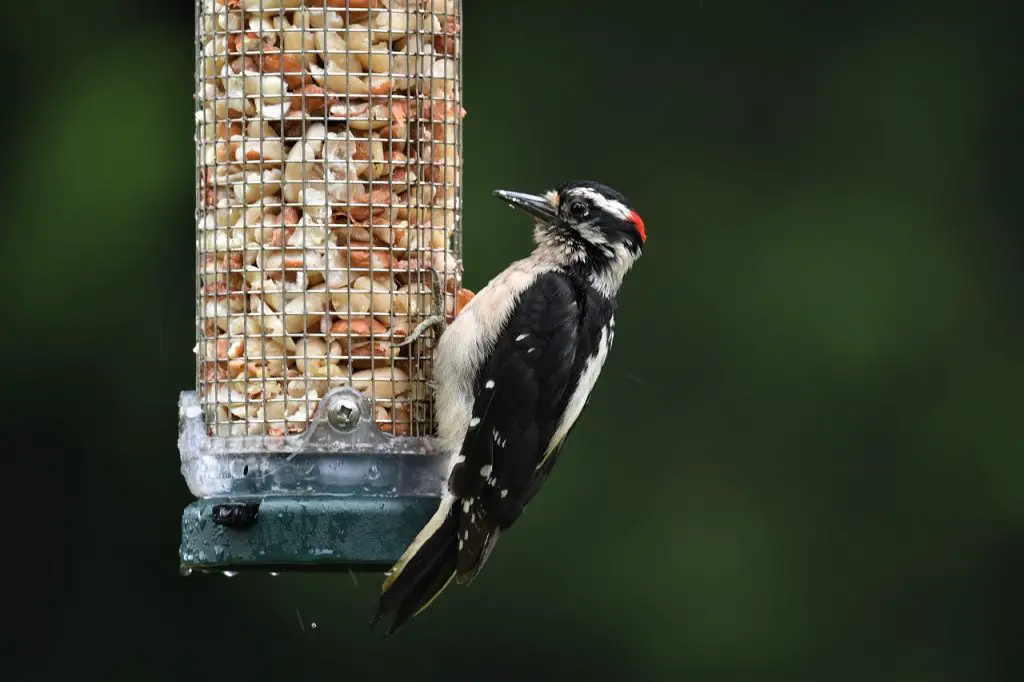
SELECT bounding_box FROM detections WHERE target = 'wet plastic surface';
[178,388,447,572]
[179,388,449,499]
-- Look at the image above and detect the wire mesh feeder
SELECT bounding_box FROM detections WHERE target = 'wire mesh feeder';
[179,0,468,575]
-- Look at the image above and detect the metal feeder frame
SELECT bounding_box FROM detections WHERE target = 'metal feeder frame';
[181,0,463,575]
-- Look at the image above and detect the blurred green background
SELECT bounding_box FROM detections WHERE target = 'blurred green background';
[5,1,1020,680]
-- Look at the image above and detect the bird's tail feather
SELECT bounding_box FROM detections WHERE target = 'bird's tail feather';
[455,524,502,584]
[372,494,459,636]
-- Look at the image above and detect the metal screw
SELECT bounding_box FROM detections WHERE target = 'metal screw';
[327,395,360,430]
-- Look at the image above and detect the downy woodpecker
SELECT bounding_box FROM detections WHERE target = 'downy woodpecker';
[372,180,646,635]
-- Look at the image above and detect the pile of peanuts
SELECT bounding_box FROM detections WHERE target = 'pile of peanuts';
[194,0,469,439]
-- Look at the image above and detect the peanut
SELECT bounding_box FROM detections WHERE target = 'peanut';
[196,1,465,437]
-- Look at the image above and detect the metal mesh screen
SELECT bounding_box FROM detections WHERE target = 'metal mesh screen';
[194,0,465,441]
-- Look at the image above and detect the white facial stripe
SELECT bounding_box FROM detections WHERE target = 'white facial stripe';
[567,187,631,221]
[589,242,636,297]
[575,220,608,245]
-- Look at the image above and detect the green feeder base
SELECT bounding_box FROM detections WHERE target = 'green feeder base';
[179,495,440,574]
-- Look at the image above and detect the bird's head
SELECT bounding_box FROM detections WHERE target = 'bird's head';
[493,180,645,293]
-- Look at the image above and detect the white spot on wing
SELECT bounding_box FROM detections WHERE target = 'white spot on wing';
[500,489,508,498]
[485,380,495,389]
[480,464,492,477]
[469,417,480,427]
[462,499,473,513]
[515,333,528,341]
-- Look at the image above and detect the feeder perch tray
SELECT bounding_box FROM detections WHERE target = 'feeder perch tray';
[178,388,447,574]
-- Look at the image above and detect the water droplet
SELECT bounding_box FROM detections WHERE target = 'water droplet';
[311,622,317,629]
[366,463,381,481]
[269,572,279,577]
[180,567,193,577]
[223,570,239,578]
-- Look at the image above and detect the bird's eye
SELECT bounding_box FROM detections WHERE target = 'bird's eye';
[569,201,588,219]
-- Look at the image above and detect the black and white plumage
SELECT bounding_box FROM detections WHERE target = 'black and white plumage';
[372,180,646,635]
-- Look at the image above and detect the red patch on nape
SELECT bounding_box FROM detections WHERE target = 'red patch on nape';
[628,210,646,242]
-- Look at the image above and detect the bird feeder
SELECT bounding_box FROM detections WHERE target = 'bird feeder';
[180,0,465,575]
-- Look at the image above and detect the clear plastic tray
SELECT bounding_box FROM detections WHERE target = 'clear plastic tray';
[178,388,448,500]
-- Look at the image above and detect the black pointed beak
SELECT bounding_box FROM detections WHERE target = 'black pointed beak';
[492,189,558,223]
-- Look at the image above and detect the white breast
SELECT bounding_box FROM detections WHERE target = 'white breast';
[538,318,614,468]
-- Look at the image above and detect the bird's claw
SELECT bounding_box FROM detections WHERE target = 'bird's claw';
[391,315,445,348]
[390,266,447,349]
[429,265,445,323]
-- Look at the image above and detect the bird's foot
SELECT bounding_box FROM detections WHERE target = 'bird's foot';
[392,315,445,348]
[391,266,447,349]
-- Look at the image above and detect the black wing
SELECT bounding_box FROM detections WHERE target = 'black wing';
[448,272,583,581]
[519,414,581,509]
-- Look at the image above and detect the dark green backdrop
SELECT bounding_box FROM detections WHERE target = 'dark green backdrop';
[5,1,1020,681]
